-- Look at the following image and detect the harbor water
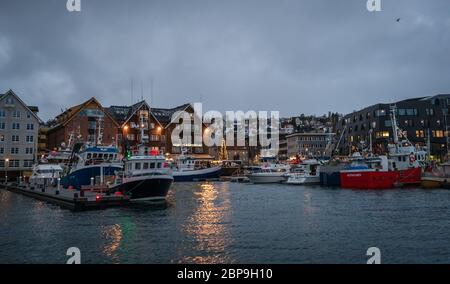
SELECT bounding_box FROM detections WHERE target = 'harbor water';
[1,182,450,264]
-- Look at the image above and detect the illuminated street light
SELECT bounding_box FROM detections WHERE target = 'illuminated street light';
[4,158,9,184]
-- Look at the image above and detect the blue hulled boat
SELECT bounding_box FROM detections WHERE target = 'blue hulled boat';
[61,144,123,189]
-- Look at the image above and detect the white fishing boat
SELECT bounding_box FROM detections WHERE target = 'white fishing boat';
[246,167,288,184]
[285,159,321,185]
[171,153,222,182]
[29,164,64,188]
[110,150,173,201]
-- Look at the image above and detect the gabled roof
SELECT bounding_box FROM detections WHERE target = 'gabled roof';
[106,100,162,128]
[0,89,42,123]
[151,103,192,128]
[53,97,120,128]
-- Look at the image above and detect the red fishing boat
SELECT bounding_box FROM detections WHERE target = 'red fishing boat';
[340,105,426,189]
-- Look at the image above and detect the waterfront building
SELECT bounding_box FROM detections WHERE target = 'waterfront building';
[37,126,49,158]
[286,132,334,159]
[151,103,210,158]
[47,97,120,151]
[107,100,165,154]
[335,94,450,160]
[0,90,41,180]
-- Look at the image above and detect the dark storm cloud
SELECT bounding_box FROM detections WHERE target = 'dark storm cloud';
[1,0,450,120]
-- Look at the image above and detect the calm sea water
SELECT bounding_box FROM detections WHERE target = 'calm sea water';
[1,182,450,264]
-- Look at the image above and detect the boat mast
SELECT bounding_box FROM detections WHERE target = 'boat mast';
[96,116,104,146]
[334,125,347,156]
[390,105,399,145]
[444,112,450,160]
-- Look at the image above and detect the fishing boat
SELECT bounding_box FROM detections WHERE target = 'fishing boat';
[340,105,425,189]
[246,167,288,184]
[171,154,222,182]
[60,143,123,189]
[421,161,450,189]
[245,155,290,184]
[220,160,243,176]
[109,149,173,201]
[285,159,321,185]
[29,164,64,188]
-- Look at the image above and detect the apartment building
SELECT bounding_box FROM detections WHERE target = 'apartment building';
[0,90,41,179]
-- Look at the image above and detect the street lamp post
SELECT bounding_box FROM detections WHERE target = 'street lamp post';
[5,158,9,184]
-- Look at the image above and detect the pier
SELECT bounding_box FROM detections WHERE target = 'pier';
[0,182,130,211]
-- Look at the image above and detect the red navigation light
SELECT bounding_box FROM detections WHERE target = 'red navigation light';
[95,195,102,202]
[114,191,123,196]
[150,149,159,156]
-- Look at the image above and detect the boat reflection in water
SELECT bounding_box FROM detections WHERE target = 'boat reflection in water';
[181,182,232,264]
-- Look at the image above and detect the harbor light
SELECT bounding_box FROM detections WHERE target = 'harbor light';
[123,125,129,131]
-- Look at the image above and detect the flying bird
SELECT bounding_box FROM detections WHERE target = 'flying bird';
[396,18,401,22]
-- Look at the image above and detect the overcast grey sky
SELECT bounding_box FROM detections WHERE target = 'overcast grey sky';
[1,0,450,121]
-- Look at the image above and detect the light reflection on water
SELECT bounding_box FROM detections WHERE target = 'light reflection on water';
[101,224,122,262]
[181,182,232,264]
[1,183,450,263]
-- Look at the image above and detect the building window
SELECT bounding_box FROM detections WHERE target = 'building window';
[26,136,34,143]
[0,135,4,142]
[126,134,135,141]
[432,130,444,138]
[376,131,390,138]
[10,148,19,155]
[9,160,20,168]
[25,148,33,154]
[384,120,392,127]
[5,97,14,105]
[23,160,33,167]
[0,148,3,154]
[12,122,20,130]
[12,110,20,118]
[426,109,434,116]
[416,130,425,138]
[26,123,34,130]
[0,122,5,129]
[404,120,414,127]
[0,110,5,117]
[12,135,19,142]
[375,109,386,117]
[27,112,31,118]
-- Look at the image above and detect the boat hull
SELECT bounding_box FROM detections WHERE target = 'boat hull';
[421,177,443,189]
[110,176,173,201]
[173,166,222,182]
[220,167,240,176]
[319,171,341,186]
[61,165,122,189]
[340,167,422,189]
[286,175,320,185]
[246,174,287,184]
